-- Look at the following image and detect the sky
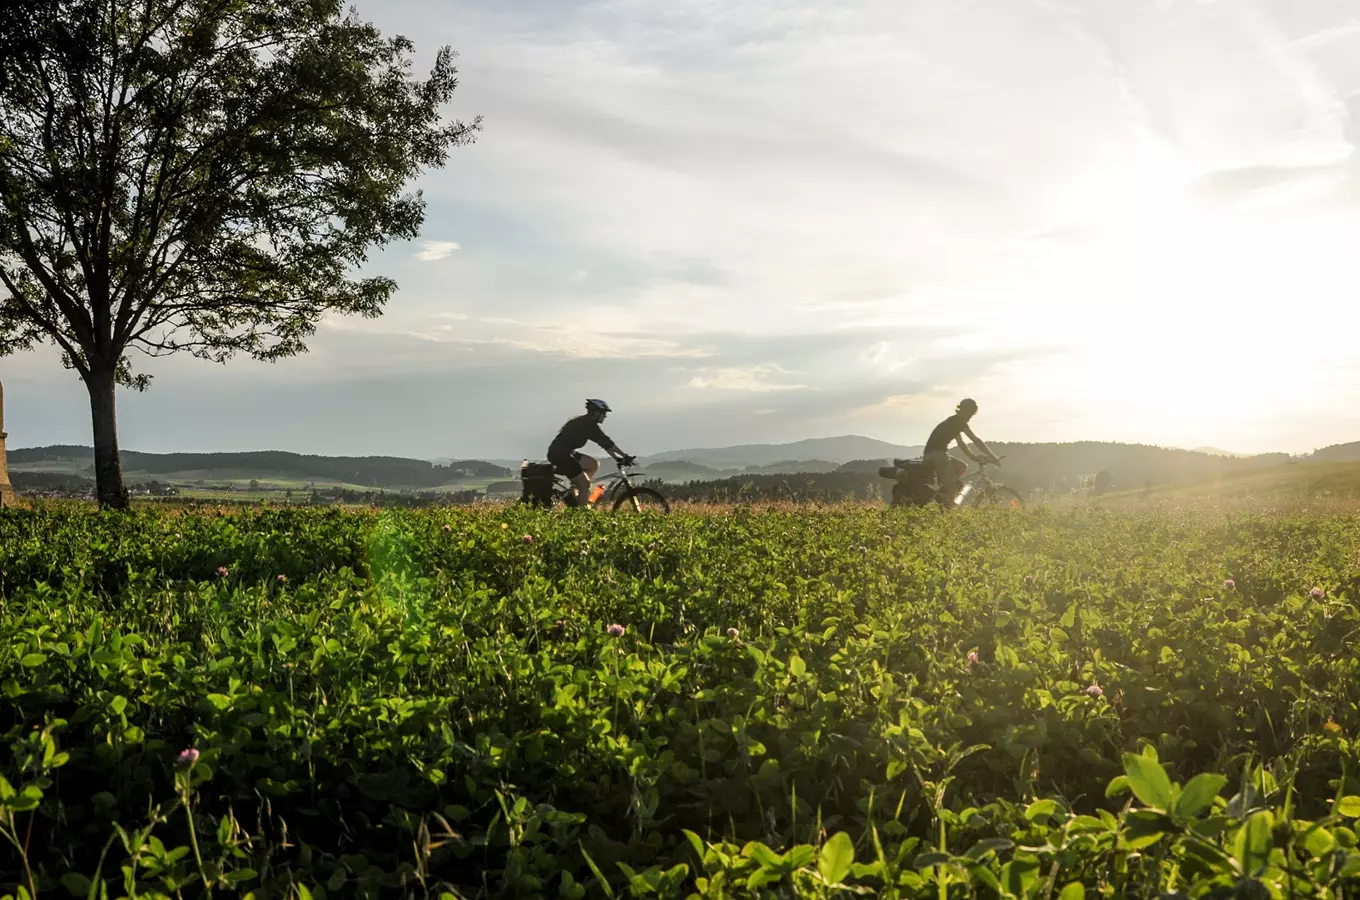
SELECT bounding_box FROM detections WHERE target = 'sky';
[4,0,1360,460]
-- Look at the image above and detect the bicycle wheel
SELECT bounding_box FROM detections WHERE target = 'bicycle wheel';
[612,487,670,513]
[970,486,1023,508]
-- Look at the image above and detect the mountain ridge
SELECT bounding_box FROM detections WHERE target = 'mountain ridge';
[8,436,1304,491]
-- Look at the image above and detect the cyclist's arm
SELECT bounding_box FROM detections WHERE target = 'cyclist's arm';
[962,427,998,462]
[953,434,980,462]
[592,424,629,461]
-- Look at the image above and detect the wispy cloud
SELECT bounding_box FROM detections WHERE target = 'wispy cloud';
[14,0,1360,457]
[1289,19,1360,51]
[414,240,461,261]
[686,364,805,392]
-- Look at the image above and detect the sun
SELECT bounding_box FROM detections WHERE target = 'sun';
[980,138,1360,449]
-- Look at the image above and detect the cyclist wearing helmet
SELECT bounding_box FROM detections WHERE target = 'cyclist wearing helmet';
[923,398,999,502]
[548,399,635,507]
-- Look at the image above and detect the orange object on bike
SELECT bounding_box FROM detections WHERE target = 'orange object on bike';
[588,485,605,504]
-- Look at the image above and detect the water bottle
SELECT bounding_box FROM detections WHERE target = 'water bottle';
[955,482,973,506]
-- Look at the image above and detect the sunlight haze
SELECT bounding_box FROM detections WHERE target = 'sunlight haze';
[5,0,1359,459]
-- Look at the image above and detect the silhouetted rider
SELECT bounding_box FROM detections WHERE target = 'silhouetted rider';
[548,399,634,507]
[924,398,999,501]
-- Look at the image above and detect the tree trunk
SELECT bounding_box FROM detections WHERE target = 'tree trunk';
[85,368,129,509]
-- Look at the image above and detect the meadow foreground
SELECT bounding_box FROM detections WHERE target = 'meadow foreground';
[1,503,1359,898]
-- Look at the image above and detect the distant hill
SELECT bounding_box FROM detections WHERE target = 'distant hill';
[655,440,1297,501]
[8,446,510,489]
[431,457,523,470]
[1099,460,1360,504]
[839,458,897,474]
[9,435,1331,498]
[980,441,1288,495]
[1310,442,1360,463]
[1192,446,1250,458]
[644,436,924,469]
[642,460,728,481]
[739,459,842,475]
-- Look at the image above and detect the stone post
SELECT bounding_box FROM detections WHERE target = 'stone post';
[0,379,16,507]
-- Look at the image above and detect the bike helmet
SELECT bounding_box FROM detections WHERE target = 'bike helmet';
[957,398,978,415]
[585,398,612,414]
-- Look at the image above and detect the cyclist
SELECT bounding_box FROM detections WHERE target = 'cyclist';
[923,398,1000,503]
[547,399,635,507]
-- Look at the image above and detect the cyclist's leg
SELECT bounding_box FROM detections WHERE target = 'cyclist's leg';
[552,453,589,506]
[578,453,600,479]
[925,450,961,503]
[575,454,603,504]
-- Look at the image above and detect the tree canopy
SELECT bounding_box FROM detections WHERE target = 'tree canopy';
[0,0,479,507]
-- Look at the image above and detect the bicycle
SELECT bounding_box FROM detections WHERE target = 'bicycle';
[520,457,671,513]
[879,455,1022,509]
[956,456,1023,508]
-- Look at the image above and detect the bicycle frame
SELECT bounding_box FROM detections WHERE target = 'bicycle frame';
[554,461,643,507]
[933,457,1005,506]
[962,460,1000,491]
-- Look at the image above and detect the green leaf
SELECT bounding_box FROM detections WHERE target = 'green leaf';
[1105,775,1131,799]
[682,829,706,864]
[1122,753,1176,811]
[786,845,815,869]
[912,851,952,869]
[1058,884,1085,900]
[580,844,616,899]
[747,842,784,869]
[11,784,42,812]
[224,869,258,885]
[1338,796,1360,818]
[60,874,91,896]
[789,655,806,678]
[1234,810,1274,877]
[819,832,855,885]
[20,653,47,668]
[1001,858,1041,896]
[206,693,232,711]
[1174,773,1227,820]
[1305,827,1337,858]
[1024,799,1060,822]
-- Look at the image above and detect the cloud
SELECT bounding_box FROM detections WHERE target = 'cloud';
[1188,163,1349,207]
[413,240,461,261]
[1289,20,1360,50]
[686,364,805,392]
[14,0,1360,458]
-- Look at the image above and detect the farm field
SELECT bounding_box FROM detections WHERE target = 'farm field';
[2,504,1360,898]
[1096,461,1360,506]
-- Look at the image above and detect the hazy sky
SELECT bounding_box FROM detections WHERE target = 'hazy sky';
[5,0,1360,459]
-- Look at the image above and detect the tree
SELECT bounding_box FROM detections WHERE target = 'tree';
[0,0,479,507]
[0,0,55,90]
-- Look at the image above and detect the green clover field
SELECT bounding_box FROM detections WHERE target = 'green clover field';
[2,503,1360,898]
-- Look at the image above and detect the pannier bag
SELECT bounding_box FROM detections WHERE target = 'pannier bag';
[520,461,557,508]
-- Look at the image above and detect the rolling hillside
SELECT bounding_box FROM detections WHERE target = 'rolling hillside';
[1099,460,1360,504]
[5,436,1325,499]
[643,436,924,468]
[7,447,511,490]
